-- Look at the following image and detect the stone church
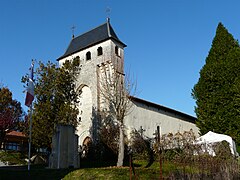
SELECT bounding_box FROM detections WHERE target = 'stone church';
[57,19,199,147]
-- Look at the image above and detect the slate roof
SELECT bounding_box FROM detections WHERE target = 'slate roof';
[57,19,126,61]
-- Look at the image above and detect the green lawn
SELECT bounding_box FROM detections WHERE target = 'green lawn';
[64,161,164,180]
[0,158,170,180]
[63,159,206,180]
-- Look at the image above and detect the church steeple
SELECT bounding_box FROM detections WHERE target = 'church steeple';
[57,20,126,61]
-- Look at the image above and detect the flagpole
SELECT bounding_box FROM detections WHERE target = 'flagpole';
[28,103,33,171]
[26,60,34,171]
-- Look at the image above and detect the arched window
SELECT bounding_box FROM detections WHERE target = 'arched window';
[86,51,91,60]
[97,46,103,56]
[115,46,119,56]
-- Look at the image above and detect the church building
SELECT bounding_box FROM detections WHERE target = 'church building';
[57,19,199,147]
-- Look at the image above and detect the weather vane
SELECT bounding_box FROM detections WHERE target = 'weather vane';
[106,7,111,20]
[71,25,76,39]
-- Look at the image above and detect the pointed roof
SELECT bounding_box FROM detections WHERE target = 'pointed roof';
[57,19,126,61]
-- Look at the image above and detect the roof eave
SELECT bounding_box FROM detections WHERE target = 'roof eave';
[57,37,127,61]
[130,96,197,123]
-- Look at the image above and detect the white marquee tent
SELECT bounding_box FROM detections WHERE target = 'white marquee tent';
[195,131,239,156]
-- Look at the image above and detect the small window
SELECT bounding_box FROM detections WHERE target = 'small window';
[86,51,91,60]
[115,46,119,56]
[97,47,103,56]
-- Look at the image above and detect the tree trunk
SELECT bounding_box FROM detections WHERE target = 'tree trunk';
[117,124,124,167]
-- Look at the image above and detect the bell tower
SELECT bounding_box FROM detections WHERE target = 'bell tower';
[57,19,126,147]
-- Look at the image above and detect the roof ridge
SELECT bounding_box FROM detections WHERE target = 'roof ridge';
[107,19,111,38]
[130,96,197,121]
[74,21,108,40]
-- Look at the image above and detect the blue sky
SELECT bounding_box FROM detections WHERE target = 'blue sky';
[1,0,240,116]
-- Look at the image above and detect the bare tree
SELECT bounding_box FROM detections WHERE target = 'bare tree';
[98,61,136,166]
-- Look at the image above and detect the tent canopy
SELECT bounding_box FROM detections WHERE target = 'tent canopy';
[196,131,239,156]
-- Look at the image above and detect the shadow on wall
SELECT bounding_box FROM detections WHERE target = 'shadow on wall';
[80,107,118,163]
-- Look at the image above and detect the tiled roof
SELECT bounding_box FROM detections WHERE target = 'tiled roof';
[6,131,26,137]
[57,19,126,61]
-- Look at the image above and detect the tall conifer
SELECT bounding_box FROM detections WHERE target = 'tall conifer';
[192,23,240,145]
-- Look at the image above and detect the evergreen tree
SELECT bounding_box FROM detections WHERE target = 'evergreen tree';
[192,23,240,145]
[22,58,80,149]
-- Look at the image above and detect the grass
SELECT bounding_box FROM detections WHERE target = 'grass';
[64,167,130,180]
[63,157,240,179]
[0,155,169,180]
[63,159,179,179]
[64,165,156,179]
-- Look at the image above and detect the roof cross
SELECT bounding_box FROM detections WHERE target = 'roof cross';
[138,126,145,137]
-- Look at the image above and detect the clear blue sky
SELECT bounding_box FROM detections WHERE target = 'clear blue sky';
[1,0,240,116]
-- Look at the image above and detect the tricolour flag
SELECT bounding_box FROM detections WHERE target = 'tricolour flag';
[25,62,34,107]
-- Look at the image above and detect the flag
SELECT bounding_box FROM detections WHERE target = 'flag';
[25,62,34,107]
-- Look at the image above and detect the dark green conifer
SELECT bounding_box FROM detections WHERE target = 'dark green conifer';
[192,23,240,145]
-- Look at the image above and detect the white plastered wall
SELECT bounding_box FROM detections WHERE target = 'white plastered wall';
[124,101,199,139]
